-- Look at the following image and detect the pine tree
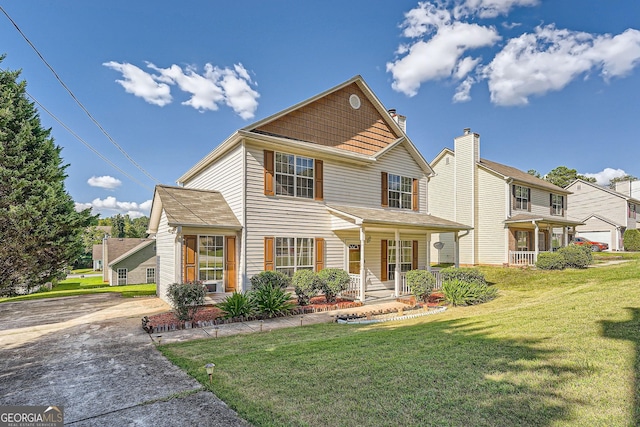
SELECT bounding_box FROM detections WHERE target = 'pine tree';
[0,57,94,293]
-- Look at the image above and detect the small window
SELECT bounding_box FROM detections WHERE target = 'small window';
[388,240,413,280]
[146,268,156,284]
[388,174,413,209]
[630,203,637,219]
[117,268,127,286]
[516,231,529,251]
[514,185,529,210]
[551,194,563,216]
[275,152,314,199]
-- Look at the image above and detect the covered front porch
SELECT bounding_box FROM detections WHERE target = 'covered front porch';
[327,205,471,302]
[505,214,584,266]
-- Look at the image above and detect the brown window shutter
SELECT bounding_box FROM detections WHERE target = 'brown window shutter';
[183,235,197,283]
[412,178,419,211]
[264,150,274,196]
[412,240,419,270]
[550,194,553,215]
[315,238,325,272]
[527,188,531,212]
[381,172,388,207]
[381,240,388,281]
[511,184,516,210]
[314,159,324,201]
[562,196,565,216]
[224,236,237,292]
[264,237,274,271]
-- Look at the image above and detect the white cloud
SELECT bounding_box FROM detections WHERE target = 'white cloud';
[388,2,640,104]
[103,61,172,106]
[104,61,260,119]
[87,175,122,190]
[455,0,539,19]
[583,168,627,187]
[388,2,500,96]
[74,196,153,217]
[483,25,640,106]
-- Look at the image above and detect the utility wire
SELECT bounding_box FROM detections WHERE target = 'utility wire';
[0,5,160,184]
[27,90,152,191]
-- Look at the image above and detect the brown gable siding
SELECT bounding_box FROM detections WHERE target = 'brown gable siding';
[253,83,398,156]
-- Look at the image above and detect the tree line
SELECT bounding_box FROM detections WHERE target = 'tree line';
[527,166,637,189]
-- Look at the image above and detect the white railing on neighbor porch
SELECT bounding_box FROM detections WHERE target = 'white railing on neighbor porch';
[509,251,551,266]
[399,269,444,296]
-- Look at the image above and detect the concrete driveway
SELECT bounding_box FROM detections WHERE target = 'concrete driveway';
[0,294,251,426]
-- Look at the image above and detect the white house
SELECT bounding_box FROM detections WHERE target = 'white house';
[428,128,583,266]
[148,76,470,304]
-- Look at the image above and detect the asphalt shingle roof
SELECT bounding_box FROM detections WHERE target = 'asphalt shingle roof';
[155,185,241,228]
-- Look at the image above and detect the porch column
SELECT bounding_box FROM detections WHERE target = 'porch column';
[563,226,568,248]
[534,222,540,261]
[426,232,431,272]
[359,227,366,302]
[454,232,460,268]
[394,229,400,297]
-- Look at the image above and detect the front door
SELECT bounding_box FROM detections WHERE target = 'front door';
[348,244,361,274]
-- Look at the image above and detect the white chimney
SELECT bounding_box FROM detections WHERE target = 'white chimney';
[388,109,407,133]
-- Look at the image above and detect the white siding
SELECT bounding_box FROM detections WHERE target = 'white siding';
[477,168,507,264]
[156,211,178,302]
[567,182,627,226]
[428,152,456,263]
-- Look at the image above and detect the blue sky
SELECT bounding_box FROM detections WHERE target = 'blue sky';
[2,0,640,218]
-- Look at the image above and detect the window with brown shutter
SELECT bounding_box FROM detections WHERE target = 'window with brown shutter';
[381,172,388,207]
[225,236,237,292]
[314,159,323,201]
[264,150,274,196]
[315,238,325,271]
[381,240,388,281]
[264,237,274,271]
[412,240,418,269]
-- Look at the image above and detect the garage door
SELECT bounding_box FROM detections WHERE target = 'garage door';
[576,231,612,250]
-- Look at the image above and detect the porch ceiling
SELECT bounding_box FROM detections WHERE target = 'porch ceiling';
[505,213,584,228]
[327,205,472,232]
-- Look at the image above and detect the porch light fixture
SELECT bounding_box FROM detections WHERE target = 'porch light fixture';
[205,363,215,384]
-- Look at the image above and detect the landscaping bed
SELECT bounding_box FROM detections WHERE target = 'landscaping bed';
[143,296,363,333]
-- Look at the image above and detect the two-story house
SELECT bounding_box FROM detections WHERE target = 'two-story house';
[428,128,583,266]
[148,76,470,304]
[565,179,640,251]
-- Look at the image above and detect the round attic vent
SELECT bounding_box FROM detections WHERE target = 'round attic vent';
[349,94,361,110]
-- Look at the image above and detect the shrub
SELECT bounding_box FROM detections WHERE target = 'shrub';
[250,271,291,291]
[623,229,640,251]
[536,252,566,270]
[558,244,592,269]
[439,267,487,285]
[442,279,498,306]
[166,282,206,321]
[251,286,296,318]
[217,292,255,319]
[317,268,350,303]
[405,270,436,302]
[292,270,319,306]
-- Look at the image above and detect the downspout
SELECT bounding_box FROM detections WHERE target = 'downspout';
[242,140,248,292]
[505,178,513,264]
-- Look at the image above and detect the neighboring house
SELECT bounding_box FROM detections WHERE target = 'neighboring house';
[428,128,583,266]
[91,226,112,270]
[95,238,156,285]
[148,76,470,304]
[107,239,157,286]
[565,179,640,251]
[614,179,640,201]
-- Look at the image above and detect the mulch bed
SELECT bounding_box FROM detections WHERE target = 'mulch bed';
[144,296,363,333]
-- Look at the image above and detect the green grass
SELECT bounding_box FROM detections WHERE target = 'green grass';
[160,254,640,427]
[0,275,156,302]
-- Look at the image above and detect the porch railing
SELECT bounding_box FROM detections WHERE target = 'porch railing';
[343,274,361,300]
[399,269,443,296]
[509,251,550,266]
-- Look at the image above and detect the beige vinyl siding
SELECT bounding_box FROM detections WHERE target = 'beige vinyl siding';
[453,133,476,265]
[182,144,245,221]
[428,152,456,263]
[529,187,556,217]
[477,168,507,264]
[155,211,178,300]
[567,182,627,225]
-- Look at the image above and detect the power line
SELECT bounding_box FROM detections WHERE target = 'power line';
[0,5,161,184]
[27,90,153,191]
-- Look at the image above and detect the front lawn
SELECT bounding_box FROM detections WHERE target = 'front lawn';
[160,255,640,426]
[0,275,156,302]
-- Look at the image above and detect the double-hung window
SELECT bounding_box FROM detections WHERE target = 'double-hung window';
[387,240,413,280]
[551,194,564,216]
[198,236,224,282]
[630,203,637,219]
[514,185,529,210]
[275,152,314,199]
[388,174,413,209]
[275,237,314,277]
[516,231,529,251]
